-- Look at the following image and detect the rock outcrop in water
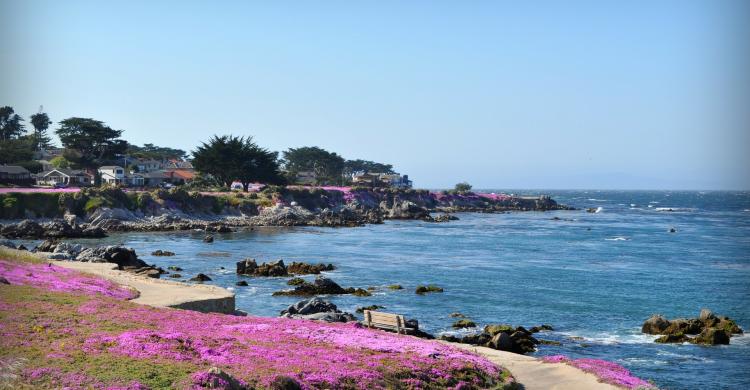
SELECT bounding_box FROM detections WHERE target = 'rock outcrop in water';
[236,259,335,277]
[272,276,368,296]
[643,309,743,345]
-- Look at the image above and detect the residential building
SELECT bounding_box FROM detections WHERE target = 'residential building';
[126,173,146,187]
[379,173,413,189]
[351,172,412,188]
[36,169,92,186]
[142,171,168,187]
[135,159,163,172]
[98,166,126,185]
[166,169,195,184]
[0,165,33,185]
[165,160,194,170]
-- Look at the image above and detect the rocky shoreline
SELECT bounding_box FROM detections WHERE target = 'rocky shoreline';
[0,187,572,238]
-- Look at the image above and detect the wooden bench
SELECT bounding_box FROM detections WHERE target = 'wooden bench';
[362,310,416,334]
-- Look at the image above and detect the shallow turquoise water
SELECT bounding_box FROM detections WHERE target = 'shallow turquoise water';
[54,191,750,389]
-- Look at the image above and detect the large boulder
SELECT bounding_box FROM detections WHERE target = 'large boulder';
[272,277,358,296]
[0,220,45,238]
[279,297,356,323]
[0,239,17,249]
[75,246,148,269]
[642,314,670,334]
[692,328,730,345]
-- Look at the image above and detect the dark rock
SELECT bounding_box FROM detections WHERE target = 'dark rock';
[692,328,730,345]
[169,274,182,278]
[34,239,58,252]
[352,288,371,297]
[280,297,356,323]
[642,314,671,334]
[452,319,477,329]
[270,376,301,390]
[415,285,443,294]
[151,250,175,256]
[0,276,9,284]
[655,332,690,343]
[287,261,335,275]
[669,227,677,233]
[0,239,17,249]
[356,305,385,313]
[203,235,214,243]
[387,284,403,290]
[0,220,45,238]
[449,312,465,318]
[287,277,305,286]
[484,324,514,336]
[17,244,27,251]
[75,246,149,269]
[190,273,212,282]
[432,214,459,223]
[538,339,562,346]
[235,280,248,286]
[530,324,554,333]
[663,318,703,335]
[272,277,361,296]
[167,266,183,271]
[136,268,162,278]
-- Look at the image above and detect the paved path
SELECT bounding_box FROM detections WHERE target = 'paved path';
[54,261,236,314]
[442,341,620,390]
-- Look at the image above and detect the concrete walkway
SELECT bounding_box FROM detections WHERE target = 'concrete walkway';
[54,261,235,314]
[442,342,620,390]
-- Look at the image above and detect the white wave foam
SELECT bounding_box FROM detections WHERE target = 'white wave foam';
[605,237,629,241]
[560,330,657,345]
[594,207,604,213]
[655,207,694,212]
[649,201,660,204]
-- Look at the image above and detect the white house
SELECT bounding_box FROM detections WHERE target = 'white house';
[136,159,163,172]
[36,169,92,186]
[98,166,125,185]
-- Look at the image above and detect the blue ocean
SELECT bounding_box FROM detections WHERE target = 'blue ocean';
[57,190,750,389]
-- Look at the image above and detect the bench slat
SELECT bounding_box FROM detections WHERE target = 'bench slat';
[363,310,414,334]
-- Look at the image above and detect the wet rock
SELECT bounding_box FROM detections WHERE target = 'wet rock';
[663,318,703,335]
[352,288,372,297]
[484,324,514,336]
[167,266,183,271]
[415,285,443,294]
[530,324,554,333]
[387,284,403,290]
[642,314,671,334]
[272,276,363,296]
[449,312,466,318]
[356,305,385,313]
[169,274,182,278]
[452,319,477,329]
[0,220,45,238]
[235,280,248,286]
[34,239,58,252]
[655,332,689,343]
[151,250,175,256]
[203,235,214,243]
[287,277,305,286]
[538,339,562,346]
[16,244,27,251]
[431,214,459,223]
[287,261,335,275]
[699,308,715,322]
[0,276,9,284]
[692,328,730,345]
[136,268,162,278]
[190,273,212,282]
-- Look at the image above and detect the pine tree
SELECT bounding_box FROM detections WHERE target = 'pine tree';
[30,112,53,150]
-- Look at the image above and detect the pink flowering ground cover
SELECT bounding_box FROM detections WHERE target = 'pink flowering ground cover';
[0,249,515,389]
[541,355,656,389]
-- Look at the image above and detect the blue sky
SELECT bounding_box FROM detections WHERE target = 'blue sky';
[2,0,748,189]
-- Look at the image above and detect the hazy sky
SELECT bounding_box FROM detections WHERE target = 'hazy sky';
[2,0,748,189]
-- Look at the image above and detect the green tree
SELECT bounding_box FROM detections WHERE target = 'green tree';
[50,156,71,169]
[0,106,25,140]
[29,112,53,150]
[454,182,473,193]
[343,159,395,175]
[192,135,285,190]
[0,138,34,164]
[282,146,346,184]
[127,143,187,160]
[55,117,127,167]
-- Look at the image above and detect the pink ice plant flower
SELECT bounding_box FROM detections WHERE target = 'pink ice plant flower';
[542,355,656,389]
[0,260,138,300]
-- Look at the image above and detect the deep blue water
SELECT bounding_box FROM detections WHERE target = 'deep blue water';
[43,191,750,389]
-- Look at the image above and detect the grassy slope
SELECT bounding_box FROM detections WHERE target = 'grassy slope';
[0,248,514,390]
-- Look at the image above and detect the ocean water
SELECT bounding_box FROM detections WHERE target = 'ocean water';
[48,191,750,389]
